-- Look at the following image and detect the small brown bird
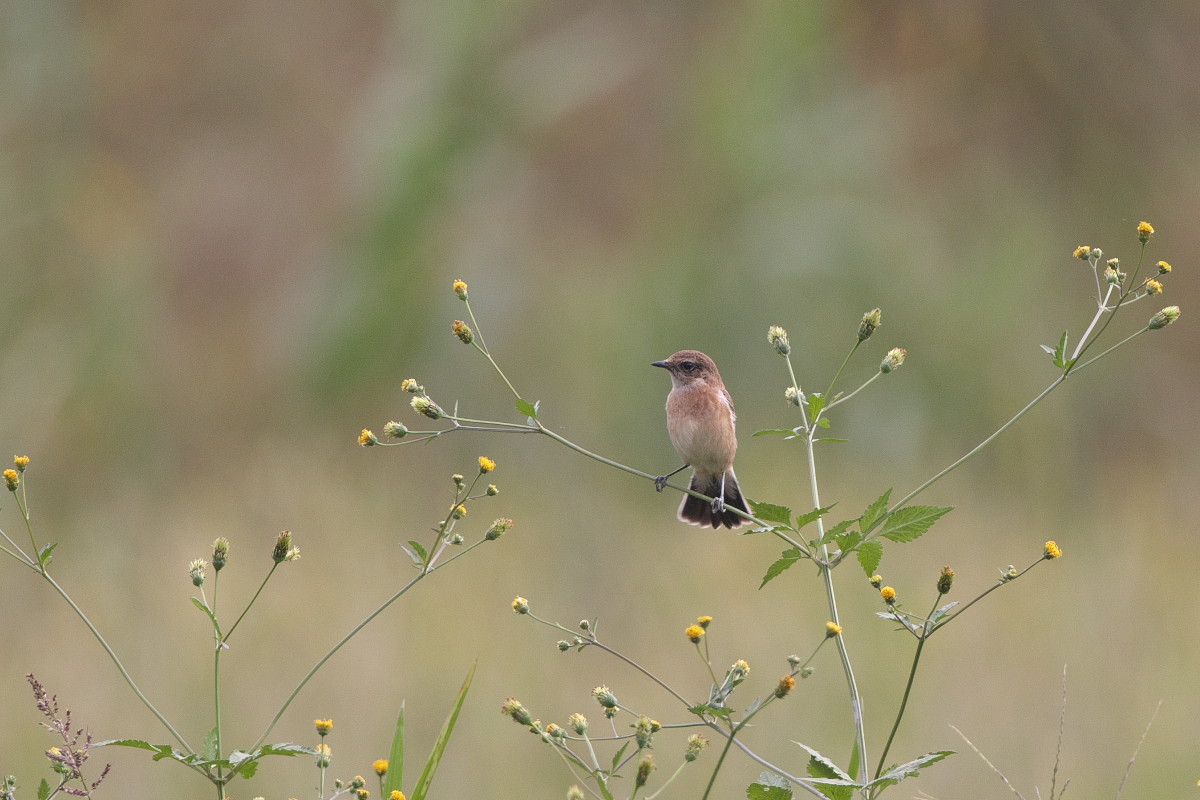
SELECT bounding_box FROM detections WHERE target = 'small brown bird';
[652,350,749,529]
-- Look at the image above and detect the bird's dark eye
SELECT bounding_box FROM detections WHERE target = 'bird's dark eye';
[681,361,698,372]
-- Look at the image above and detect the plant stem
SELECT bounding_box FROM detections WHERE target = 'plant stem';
[822,341,861,405]
[701,722,742,800]
[533,423,803,549]
[933,556,1044,631]
[223,563,278,642]
[804,432,869,786]
[825,371,881,411]
[251,572,426,750]
[213,644,224,787]
[886,375,1065,517]
[1071,285,1116,361]
[1068,242,1145,370]
[39,570,193,752]
[872,599,937,786]
[463,299,522,401]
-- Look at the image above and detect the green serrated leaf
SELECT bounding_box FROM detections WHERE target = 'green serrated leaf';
[760,547,805,588]
[611,741,630,771]
[747,776,793,800]
[880,505,953,543]
[753,428,797,437]
[38,542,58,567]
[258,743,313,757]
[833,531,862,553]
[795,504,834,530]
[239,760,259,778]
[384,701,405,796]
[1052,330,1069,368]
[412,662,476,800]
[814,436,848,443]
[817,519,855,545]
[687,703,733,718]
[37,778,50,800]
[407,540,428,561]
[401,544,423,568]
[931,601,959,622]
[94,738,159,750]
[749,501,794,526]
[807,394,826,421]
[815,417,831,428]
[202,727,219,761]
[190,597,220,633]
[857,541,883,577]
[868,750,954,788]
[847,736,861,788]
[860,489,893,533]
[796,742,853,782]
[516,398,537,419]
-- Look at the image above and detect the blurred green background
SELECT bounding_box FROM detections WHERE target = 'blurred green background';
[2,1,1197,797]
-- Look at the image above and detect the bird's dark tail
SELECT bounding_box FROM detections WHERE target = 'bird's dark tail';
[679,470,749,529]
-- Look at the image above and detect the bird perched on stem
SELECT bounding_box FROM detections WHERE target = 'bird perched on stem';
[652,350,749,529]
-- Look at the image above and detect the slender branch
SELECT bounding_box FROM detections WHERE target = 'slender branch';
[822,341,861,407]
[872,598,938,785]
[532,422,805,549]
[886,375,1065,517]
[805,433,869,785]
[825,371,882,410]
[931,557,1044,632]
[223,563,278,642]
[463,299,522,401]
[39,571,193,752]
[251,571,425,750]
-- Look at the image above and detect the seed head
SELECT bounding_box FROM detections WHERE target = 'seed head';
[767,325,791,355]
[880,347,907,374]
[937,565,955,595]
[858,308,882,342]
[1148,306,1181,330]
[451,320,473,344]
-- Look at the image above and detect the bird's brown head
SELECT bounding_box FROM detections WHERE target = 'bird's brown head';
[652,350,724,390]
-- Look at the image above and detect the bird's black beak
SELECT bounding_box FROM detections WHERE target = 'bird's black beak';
[651,360,668,369]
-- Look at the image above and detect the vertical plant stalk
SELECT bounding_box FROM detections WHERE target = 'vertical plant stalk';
[871,602,935,785]
[804,433,869,786]
[212,645,225,795]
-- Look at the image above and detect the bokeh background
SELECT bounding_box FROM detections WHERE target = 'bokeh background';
[2,1,1197,797]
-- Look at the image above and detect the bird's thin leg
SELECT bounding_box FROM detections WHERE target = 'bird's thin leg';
[712,472,727,515]
[655,463,689,492]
